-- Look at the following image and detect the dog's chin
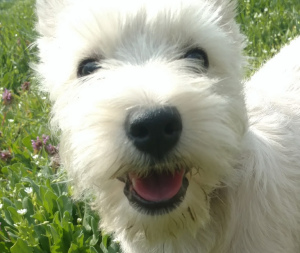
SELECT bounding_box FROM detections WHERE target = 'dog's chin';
[121,169,189,215]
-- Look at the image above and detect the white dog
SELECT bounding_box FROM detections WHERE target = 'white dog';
[35,0,300,252]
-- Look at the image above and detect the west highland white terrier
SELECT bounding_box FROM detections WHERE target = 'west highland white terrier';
[35,0,300,252]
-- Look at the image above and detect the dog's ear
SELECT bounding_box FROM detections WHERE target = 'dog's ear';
[35,0,67,37]
[210,0,243,43]
[212,0,238,24]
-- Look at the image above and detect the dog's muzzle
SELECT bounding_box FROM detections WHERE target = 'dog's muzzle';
[121,106,188,215]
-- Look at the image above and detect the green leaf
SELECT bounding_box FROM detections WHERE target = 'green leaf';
[34,224,50,252]
[22,135,33,151]
[76,231,85,248]
[2,197,14,208]
[91,216,99,234]
[100,243,109,253]
[42,189,58,217]
[47,223,61,244]
[7,206,22,223]
[90,246,101,253]
[68,243,79,253]
[22,177,42,204]
[102,234,109,248]
[57,195,73,220]
[108,243,120,253]
[88,216,99,246]
[31,209,46,223]
[3,209,15,227]
[46,212,63,244]
[50,243,67,253]
[10,238,33,253]
[22,197,35,224]
[61,211,74,247]
[47,212,70,253]
[0,242,11,253]
[83,215,92,232]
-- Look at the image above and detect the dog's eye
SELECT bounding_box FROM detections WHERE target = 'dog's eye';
[78,59,101,77]
[184,48,209,69]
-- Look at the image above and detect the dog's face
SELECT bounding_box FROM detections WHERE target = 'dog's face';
[36,0,246,248]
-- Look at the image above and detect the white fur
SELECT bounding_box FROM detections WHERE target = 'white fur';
[35,0,300,252]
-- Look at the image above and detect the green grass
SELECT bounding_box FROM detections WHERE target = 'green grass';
[0,0,299,252]
[237,0,299,72]
[0,0,36,91]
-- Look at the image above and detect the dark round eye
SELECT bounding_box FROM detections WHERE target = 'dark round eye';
[184,48,209,69]
[78,59,101,77]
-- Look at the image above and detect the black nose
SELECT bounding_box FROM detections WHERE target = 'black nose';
[125,106,182,159]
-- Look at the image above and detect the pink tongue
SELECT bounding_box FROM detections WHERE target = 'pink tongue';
[129,170,184,202]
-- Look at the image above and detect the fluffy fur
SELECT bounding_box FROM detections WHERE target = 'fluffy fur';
[35,0,300,252]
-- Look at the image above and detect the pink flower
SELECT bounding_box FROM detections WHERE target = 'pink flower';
[42,135,50,145]
[2,89,13,105]
[31,137,43,152]
[45,144,59,156]
[0,150,12,162]
[21,82,30,91]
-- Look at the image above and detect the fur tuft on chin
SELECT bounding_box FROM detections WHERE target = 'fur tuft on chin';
[35,0,300,252]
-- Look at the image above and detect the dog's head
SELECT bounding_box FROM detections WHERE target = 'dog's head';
[36,0,247,249]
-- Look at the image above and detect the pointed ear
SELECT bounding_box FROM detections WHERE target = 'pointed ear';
[35,0,67,37]
[212,0,244,44]
[214,0,238,24]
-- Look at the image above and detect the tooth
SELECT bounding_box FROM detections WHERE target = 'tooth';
[131,177,136,188]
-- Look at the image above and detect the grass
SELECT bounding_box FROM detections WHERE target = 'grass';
[0,0,299,252]
[237,0,299,72]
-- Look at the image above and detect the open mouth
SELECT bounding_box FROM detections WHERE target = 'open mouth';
[123,169,189,215]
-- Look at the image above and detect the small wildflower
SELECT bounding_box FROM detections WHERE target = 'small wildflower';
[2,88,13,105]
[0,150,12,162]
[270,48,277,54]
[21,81,30,91]
[8,119,14,123]
[46,144,59,156]
[77,218,82,224]
[0,203,3,209]
[32,154,39,160]
[31,136,43,152]
[24,187,33,194]
[42,135,50,145]
[17,209,27,215]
